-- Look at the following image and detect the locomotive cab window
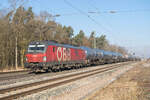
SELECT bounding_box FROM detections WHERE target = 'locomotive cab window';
[28,44,45,53]
[36,45,45,52]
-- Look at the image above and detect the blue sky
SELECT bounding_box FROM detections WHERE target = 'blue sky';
[1,0,150,58]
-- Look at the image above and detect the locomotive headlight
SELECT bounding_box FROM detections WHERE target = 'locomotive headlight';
[43,56,47,61]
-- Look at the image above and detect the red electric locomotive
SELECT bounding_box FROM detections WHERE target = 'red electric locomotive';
[25,41,86,72]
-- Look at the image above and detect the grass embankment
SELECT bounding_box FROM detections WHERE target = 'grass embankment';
[87,61,150,100]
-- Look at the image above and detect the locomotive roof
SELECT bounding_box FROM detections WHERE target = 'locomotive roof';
[29,41,80,49]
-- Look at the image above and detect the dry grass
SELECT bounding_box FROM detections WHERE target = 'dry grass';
[87,82,145,100]
[86,62,150,100]
[0,66,25,72]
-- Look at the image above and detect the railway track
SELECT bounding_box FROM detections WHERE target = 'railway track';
[0,62,132,100]
[0,71,30,82]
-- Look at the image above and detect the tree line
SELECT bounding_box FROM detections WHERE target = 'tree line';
[0,5,127,70]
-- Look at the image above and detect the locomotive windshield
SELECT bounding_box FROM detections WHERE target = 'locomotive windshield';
[28,44,45,53]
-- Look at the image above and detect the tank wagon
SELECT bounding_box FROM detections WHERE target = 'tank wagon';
[25,41,138,72]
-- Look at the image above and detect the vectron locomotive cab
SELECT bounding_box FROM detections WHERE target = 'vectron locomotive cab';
[25,41,47,71]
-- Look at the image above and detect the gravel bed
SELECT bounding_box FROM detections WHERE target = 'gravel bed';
[16,62,138,100]
[0,73,34,84]
[0,63,120,90]
[0,74,88,98]
[0,66,95,86]
[0,72,27,78]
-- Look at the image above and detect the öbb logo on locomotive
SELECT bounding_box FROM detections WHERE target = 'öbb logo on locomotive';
[57,47,71,61]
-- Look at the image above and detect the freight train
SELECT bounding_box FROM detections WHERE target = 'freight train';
[24,41,138,72]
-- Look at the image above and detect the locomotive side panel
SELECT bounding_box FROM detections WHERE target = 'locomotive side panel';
[46,45,55,62]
